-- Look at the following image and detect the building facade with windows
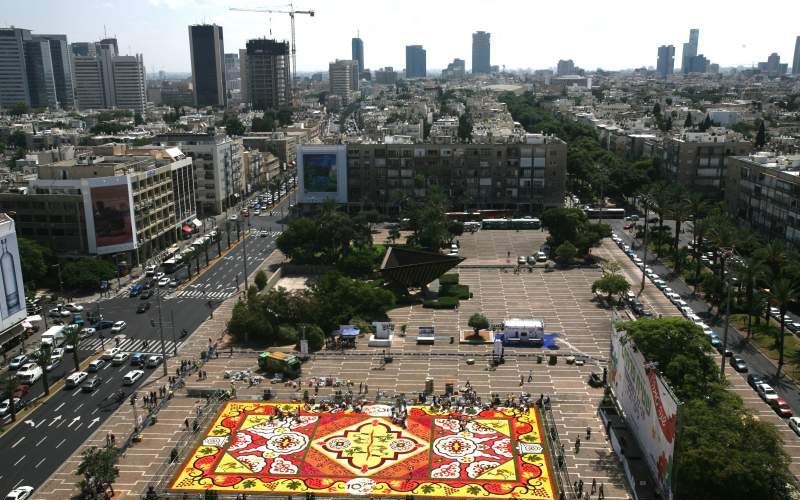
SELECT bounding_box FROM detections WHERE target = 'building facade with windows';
[663,129,751,196]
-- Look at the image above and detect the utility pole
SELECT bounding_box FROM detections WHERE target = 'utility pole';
[155,289,168,377]
[719,248,734,378]
[243,226,249,291]
[170,309,178,356]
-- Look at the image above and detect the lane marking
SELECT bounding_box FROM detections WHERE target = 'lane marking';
[12,479,23,489]
[71,388,81,396]
[35,457,46,468]
[13,455,25,466]
[91,407,99,415]
[74,423,83,431]
[54,402,65,412]
[11,436,25,448]
[75,403,84,412]
[36,419,46,428]
[35,436,47,446]
[56,438,66,448]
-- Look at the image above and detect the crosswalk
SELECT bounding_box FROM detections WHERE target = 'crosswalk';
[176,289,237,300]
[249,230,282,238]
[79,337,182,355]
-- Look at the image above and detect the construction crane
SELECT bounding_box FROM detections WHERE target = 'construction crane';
[230,4,315,99]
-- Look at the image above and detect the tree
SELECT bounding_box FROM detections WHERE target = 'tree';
[8,130,27,149]
[755,120,766,148]
[653,102,661,116]
[254,269,268,291]
[458,112,473,142]
[228,300,274,344]
[541,208,586,248]
[277,107,294,126]
[734,257,768,338]
[684,113,693,128]
[0,374,20,421]
[468,313,489,338]
[62,258,117,291]
[225,117,246,136]
[403,189,451,252]
[63,326,82,371]
[298,324,325,352]
[252,114,275,132]
[336,244,379,278]
[18,237,50,287]
[574,221,611,255]
[771,278,800,379]
[134,112,145,125]
[310,272,395,334]
[554,241,578,265]
[76,446,119,498]
[8,102,29,116]
[591,274,630,302]
[30,342,52,396]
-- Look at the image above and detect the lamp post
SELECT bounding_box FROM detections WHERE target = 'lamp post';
[719,247,735,379]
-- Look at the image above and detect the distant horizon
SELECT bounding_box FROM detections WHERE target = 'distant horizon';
[3,0,798,74]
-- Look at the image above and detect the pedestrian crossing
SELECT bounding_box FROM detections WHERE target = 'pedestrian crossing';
[249,230,282,238]
[175,289,237,300]
[79,337,182,355]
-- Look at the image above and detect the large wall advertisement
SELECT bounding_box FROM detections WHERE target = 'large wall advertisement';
[0,220,28,333]
[83,177,137,255]
[609,324,679,500]
[297,145,347,204]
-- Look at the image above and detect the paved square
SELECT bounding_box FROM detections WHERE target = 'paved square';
[170,401,556,499]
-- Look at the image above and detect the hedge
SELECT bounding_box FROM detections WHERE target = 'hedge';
[422,296,459,309]
[441,283,471,300]
[439,273,459,286]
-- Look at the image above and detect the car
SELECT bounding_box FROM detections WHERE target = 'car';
[112,352,130,366]
[4,486,33,500]
[130,353,146,366]
[253,209,261,216]
[142,279,154,290]
[87,359,107,372]
[0,398,23,418]
[623,223,635,230]
[789,417,800,436]
[94,319,115,330]
[82,376,103,392]
[154,272,165,280]
[770,307,781,317]
[229,214,238,221]
[654,279,667,290]
[757,383,780,403]
[81,327,96,338]
[129,284,143,297]
[158,277,171,287]
[137,302,151,313]
[674,299,689,309]
[141,289,154,300]
[123,370,144,385]
[49,307,72,318]
[63,303,84,312]
[1,383,29,401]
[101,347,121,360]
[169,279,178,287]
[260,230,269,237]
[729,355,748,372]
[9,354,29,370]
[708,334,722,348]
[111,320,127,333]
[772,398,794,418]
[536,251,548,262]
[145,355,163,368]
[517,255,527,265]
[788,321,800,333]
[16,364,42,384]
[747,373,764,389]
[46,356,61,372]
[65,371,88,388]
[665,292,681,302]
[647,216,659,223]
[145,265,157,276]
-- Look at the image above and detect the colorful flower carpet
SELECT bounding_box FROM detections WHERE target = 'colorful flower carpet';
[171,402,556,499]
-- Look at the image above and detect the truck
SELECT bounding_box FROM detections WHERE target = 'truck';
[41,325,66,347]
[258,351,301,378]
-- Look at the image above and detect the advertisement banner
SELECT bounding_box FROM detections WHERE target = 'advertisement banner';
[0,223,28,333]
[609,325,679,500]
[297,145,348,204]
[83,177,137,255]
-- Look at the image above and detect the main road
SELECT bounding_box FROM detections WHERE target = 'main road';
[0,193,293,495]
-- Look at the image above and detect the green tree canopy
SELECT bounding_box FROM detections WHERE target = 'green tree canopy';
[541,208,587,247]
[468,313,489,336]
[62,258,117,291]
[224,117,246,136]
[554,241,578,265]
[18,237,50,287]
[309,272,395,334]
[591,274,630,301]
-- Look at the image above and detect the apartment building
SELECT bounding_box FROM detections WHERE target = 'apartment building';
[342,134,567,214]
[725,153,800,245]
[663,128,752,196]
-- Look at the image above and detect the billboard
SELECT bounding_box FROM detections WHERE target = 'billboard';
[609,323,679,500]
[297,145,347,204]
[83,177,137,255]
[0,218,28,333]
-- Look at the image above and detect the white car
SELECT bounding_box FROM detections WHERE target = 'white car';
[111,321,127,333]
[46,355,62,372]
[0,398,22,418]
[80,327,96,338]
[145,265,157,276]
[536,251,548,262]
[123,370,144,385]
[16,364,42,384]
[102,347,121,360]
[757,383,780,403]
[5,486,33,500]
[65,371,88,388]
[157,277,171,287]
[49,307,72,318]
[674,299,689,309]
[9,355,29,370]
[112,352,130,366]
[789,417,800,436]
[63,303,84,312]
[51,347,65,358]
[145,355,163,368]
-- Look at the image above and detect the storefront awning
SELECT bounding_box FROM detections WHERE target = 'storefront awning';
[182,224,193,233]
[191,218,203,228]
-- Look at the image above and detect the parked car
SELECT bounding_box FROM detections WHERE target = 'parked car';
[87,359,107,372]
[623,223,635,230]
[747,373,764,389]
[9,354,28,370]
[157,277,170,287]
[757,383,780,403]
[789,417,800,436]
[123,370,144,385]
[0,398,23,418]
[65,371,88,388]
[63,303,84,312]
[517,256,527,265]
[154,272,165,280]
[729,355,748,372]
[16,364,42,384]
[137,302,151,314]
[111,321,127,333]
[536,251,548,262]
[82,376,103,392]
[49,307,71,318]
[144,265,157,276]
[772,398,794,418]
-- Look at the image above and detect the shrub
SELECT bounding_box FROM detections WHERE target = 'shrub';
[422,297,459,309]
[439,273,459,286]
[297,325,325,352]
[254,269,268,290]
[441,283,471,300]
[277,325,298,345]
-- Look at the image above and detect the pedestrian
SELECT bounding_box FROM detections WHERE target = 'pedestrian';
[106,432,111,447]
[519,374,524,386]
[364,383,368,394]
[184,418,190,430]
[598,483,604,500]
[359,382,363,394]
[575,436,581,453]
[586,425,591,440]
[591,479,597,495]
[110,433,115,446]
[527,369,532,383]
[578,479,583,495]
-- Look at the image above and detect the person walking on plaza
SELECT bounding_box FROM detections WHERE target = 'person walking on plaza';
[586,425,591,440]
[575,436,581,453]
[598,483,604,499]
[591,478,597,495]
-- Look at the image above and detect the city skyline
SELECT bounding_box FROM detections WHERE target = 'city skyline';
[3,0,799,74]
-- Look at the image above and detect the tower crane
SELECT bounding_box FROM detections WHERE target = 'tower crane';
[230,4,315,99]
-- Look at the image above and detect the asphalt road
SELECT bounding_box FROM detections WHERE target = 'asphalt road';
[608,218,800,418]
[0,192,293,495]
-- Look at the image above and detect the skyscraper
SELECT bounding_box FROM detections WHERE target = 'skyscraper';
[792,36,800,75]
[189,24,227,108]
[0,28,32,110]
[405,45,426,78]
[351,37,364,75]
[329,59,358,104]
[556,59,575,76]
[111,54,147,114]
[472,31,490,74]
[72,41,146,113]
[245,39,291,111]
[33,35,75,108]
[656,45,675,78]
[23,37,58,109]
[681,28,699,74]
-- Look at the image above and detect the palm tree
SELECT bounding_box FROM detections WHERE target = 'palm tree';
[0,374,21,421]
[637,189,654,296]
[690,217,710,283]
[771,278,800,379]
[669,190,691,256]
[757,241,787,322]
[64,326,81,371]
[735,257,768,339]
[30,343,52,396]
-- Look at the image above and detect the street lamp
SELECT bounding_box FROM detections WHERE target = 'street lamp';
[719,247,735,378]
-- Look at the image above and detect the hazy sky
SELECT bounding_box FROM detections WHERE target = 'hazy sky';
[4,0,799,74]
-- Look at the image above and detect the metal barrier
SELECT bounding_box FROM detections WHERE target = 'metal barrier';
[539,399,578,500]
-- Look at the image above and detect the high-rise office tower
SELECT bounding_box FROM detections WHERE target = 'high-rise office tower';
[70,42,95,57]
[682,28,699,74]
[239,48,248,103]
[98,38,119,56]
[351,37,364,75]
[112,54,146,114]
[329,59,358,104]
[0,28,32,110]
[793,36,800,75]
[189,24,227,108]
[73,40,146,113]
[656,45,675,78]
[23,37,58,109]
[245,39,290,111]
[405,45,426,78]
[33,35,74,108]
[442,59,466,80]
[472,31,490,74]
[556,59,575,76]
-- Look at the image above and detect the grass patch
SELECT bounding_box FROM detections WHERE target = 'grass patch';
[731,314,800,379]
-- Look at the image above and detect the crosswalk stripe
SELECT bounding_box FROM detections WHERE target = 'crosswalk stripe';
[78,337,181,355]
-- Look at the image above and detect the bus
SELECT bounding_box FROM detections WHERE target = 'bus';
[584,208,626,219]
[161,258,182,274]
[510,218,542,229]
[482,219,511,229]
